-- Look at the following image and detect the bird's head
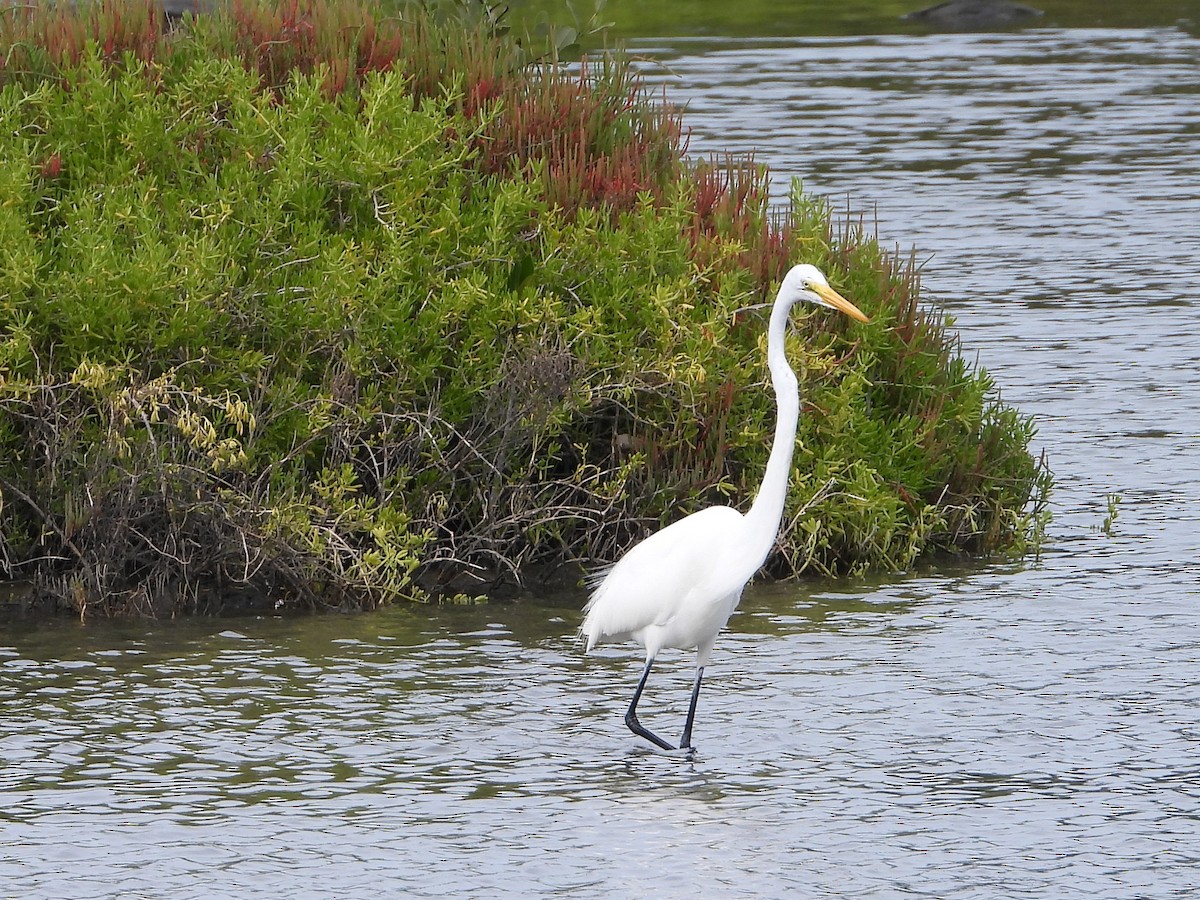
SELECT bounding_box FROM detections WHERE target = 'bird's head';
[779,264,869,323]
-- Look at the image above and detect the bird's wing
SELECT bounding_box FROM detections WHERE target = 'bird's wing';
[581,505,744,649]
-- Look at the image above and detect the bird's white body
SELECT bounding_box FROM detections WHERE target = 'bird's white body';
[581,505,754,664]
[579,264,868,752]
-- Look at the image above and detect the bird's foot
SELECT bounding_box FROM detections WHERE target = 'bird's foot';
[625,712,677,752]
[649,745,696,762]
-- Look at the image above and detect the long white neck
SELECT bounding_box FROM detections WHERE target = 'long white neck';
[742,293,799,568]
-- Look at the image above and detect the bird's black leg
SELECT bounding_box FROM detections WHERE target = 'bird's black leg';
[679,665,705,751]
[625,657,676,751]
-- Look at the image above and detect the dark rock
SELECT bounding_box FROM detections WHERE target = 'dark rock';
[902,0,1044,31]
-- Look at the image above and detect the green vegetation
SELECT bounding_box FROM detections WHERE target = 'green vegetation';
[1099,492,1121,536]
[0,0,1049,617]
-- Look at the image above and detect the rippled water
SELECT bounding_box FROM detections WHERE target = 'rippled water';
[4,27,1200,898]
[636,26,1200,556]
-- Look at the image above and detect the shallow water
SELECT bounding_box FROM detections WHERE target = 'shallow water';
[4,26,1200,898]
[635,26,1200,556]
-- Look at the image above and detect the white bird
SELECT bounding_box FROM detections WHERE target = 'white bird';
[580,264,869,753]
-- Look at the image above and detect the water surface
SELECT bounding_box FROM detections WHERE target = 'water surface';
[4,25,1200,898]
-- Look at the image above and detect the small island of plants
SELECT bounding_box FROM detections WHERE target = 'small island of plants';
[0,0,1050,617]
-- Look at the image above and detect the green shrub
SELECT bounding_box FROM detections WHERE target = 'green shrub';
[0,0,1050,616]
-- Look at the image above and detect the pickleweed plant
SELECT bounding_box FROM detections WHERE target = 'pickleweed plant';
[0,0,1049,616]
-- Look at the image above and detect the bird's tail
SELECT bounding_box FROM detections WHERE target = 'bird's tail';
[577,565,613,653]
[576,622,594,653]
[582,564,614,599]
[577,604,599,653]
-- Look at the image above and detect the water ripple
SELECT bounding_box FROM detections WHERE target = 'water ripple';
[3,26,1200,899]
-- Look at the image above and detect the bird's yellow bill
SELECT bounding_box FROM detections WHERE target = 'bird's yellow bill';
[813,283,870,323]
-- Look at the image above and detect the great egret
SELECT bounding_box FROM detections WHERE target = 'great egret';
[580,264,869,753]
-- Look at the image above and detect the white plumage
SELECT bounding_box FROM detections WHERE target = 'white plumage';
[582,505,749,661]
[580,264,869,754]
